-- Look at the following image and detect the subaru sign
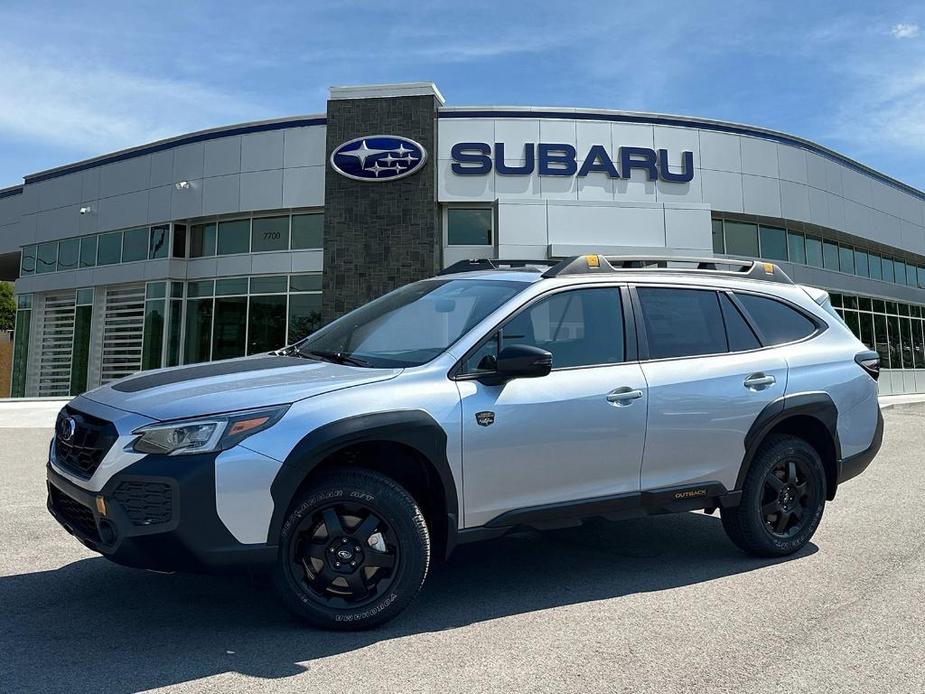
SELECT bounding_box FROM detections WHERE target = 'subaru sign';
[330,135,428,181]
[450,142,694,182]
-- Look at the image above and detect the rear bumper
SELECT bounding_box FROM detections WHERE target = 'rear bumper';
[47,454,276,573]
[837,408,884,486]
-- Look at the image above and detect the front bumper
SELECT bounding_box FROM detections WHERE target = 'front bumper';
[47,452,276,573]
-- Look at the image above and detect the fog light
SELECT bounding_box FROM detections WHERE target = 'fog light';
[96,495,107,516]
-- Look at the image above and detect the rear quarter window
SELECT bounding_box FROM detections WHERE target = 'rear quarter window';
[735,293,817,345]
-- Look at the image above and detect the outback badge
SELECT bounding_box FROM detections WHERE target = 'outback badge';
[475,411,495,427]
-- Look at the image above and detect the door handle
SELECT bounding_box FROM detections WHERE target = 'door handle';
[744,373,776,389]
[606,387,643,406]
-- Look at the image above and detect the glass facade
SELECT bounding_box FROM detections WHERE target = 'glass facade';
[447,208,493,246]
[831,292,925,371]
[70,289,93,395]
[11,295,32,397]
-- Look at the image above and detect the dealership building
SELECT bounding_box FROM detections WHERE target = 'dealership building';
[3,81,925,397]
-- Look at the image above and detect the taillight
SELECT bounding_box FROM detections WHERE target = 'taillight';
[855,350,880,381]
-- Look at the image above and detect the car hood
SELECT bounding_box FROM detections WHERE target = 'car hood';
[80,355,402,421]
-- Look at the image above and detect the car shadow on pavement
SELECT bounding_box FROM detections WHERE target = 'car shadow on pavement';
[1,511,816,692]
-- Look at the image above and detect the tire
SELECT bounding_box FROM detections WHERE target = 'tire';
[272,468,430,630]
[721,434,826,557]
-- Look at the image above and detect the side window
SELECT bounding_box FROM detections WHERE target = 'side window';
[636,287,727,359]
[464,288,624,372]
[735,293,817,345]
[719,293,761,351]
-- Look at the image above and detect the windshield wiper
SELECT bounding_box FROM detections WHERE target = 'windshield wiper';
[297,348,371,368]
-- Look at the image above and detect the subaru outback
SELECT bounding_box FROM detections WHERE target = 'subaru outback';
[46,255,883,629]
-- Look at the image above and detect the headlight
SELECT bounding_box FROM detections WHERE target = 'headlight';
[131,405,289,455]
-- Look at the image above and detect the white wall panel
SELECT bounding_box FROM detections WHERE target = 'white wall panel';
[497,200,547,246]
[37,173,82,212]
[698,131,740,172]
[98,190,148,231]
[495,119,540,153]
[284,127,326,168]
[612,123,654,149]
[546,203,665,247]
[170,179,203,219]
[437,119,493,160]
[780,180,811,223]
[742,174,782,218]
[99,156,151,198]
[150,150,174,188]
[241,130,285,172]
[282,167,325,208]
[741,137,779,178]
[240,170,283,210]
[804,153,828,191]
[654,126,700,171]
[438,159,493,201]
[147,185,173,223]
[900,220,925,255]
[777,145,807,183]
[173,143,205,182]
[664,206,712,251]
[204,136,242,177]
[202,174,241,215]
[700,169,743,213]
[496,168,540,197]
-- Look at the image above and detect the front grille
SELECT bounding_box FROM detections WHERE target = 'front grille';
[49,485,101,544]
[113,481,173,526]
[53,407,119,479]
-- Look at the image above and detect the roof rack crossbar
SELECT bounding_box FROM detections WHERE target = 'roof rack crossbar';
[541,254,793,284]
[438,258,560,276]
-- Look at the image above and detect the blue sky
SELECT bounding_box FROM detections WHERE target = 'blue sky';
[0,1,923,189]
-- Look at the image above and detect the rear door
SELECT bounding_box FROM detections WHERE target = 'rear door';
[632,286,788,492]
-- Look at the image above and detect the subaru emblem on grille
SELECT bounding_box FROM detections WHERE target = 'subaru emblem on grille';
[58,416,77,442]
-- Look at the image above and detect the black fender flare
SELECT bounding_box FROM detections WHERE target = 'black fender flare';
[268,410,459,550]
[735,392,841,493]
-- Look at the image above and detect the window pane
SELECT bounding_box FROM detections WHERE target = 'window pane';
[895,260,908,286]
[844,311,861,340]
[76,288,94,305]
[217,219,250,255]
[874,314,889,368]
[21,245,36,275]
[79,236,97,268]
[447,208,492,246]
[183,298,213,364]
[855,250,869,277]
[12,309,32,397]
[36,242,57,273]
[172,224,187,258]
[899,303,910,316]
[213,296,248,360]
[882,258,895,283]
[288,293,324,343]
[149,224,169,259]
[187,280,214,298]
[838,246,855,274]
[122,227,148,262]
[736,293,816,345]
[499,288,624,368]
[723,221,759,257]
[823,241,839,271]
[805,236,823,267]
[843,295,859,310]
[251,216,289,252]
[859,311,874,351]
[720,294,760,351]
[900,317,914,368]
[97,232,122,265]
[142,300,165,370]
[759,226,787,261]
[907,263,918,287]
[868,253,882,280]
[215,277,249,295]
[919,267,925,290]
[250,275,287,294]
[289,273,323,292]
[712,219,724,254]
[57,239,79,271]
[247,295,287,354]
[70,305,92,394]
[190,223,216,257]
[637,288,726,359]
[165,300,183,367]
[292,213,323,249]
[787,233,805,265]
[145,282,166,300]
[912,319,924,369]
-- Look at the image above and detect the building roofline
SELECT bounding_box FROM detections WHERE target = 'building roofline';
[330,82,445,104]
[439,106,925,202]
[23,114,327,185]
[0,184,23,199]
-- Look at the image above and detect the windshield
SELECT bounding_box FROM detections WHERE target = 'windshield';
[296,278,525,367]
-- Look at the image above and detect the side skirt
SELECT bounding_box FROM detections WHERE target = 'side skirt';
[455,482,738,546]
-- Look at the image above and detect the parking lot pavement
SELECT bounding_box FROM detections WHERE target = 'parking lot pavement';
[1,409,924,694]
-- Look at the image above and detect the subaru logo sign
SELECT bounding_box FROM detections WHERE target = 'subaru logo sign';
[330,135,427,182]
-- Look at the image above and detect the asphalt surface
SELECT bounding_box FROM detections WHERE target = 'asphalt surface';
[1,407,923,693]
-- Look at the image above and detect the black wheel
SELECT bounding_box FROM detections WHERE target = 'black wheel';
[721,434,826,557]
[272,468,430,630]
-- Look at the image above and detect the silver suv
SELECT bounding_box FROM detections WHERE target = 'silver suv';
[46,255,883,629]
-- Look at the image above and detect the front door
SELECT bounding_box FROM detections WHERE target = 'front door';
[457,286,648,528]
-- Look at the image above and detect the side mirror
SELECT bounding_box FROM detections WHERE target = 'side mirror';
[480,344,552,384]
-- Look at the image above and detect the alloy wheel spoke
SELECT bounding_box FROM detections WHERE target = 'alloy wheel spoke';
[762,501,781,516]
[313,565,336,592]
[775,509,791,533]
[795,482,809,498]
[353,513,381,543]
[306,542,327,561]
[766,474,785,492]
[365,550,395,568]
[790,503,804,521]
[322,508,345,538]
[344,571,369,598]
[787,461,798,484]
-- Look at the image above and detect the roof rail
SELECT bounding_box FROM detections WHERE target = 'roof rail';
[438,258,560,276]
[541,254,794,284]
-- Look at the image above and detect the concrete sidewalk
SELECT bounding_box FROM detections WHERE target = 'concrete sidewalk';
[1,393,924,428]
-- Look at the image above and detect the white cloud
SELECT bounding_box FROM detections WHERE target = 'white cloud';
[890,23,920,39]
[0,45,272,165]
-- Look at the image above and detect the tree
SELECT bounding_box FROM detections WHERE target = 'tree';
[0,282,14,331]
